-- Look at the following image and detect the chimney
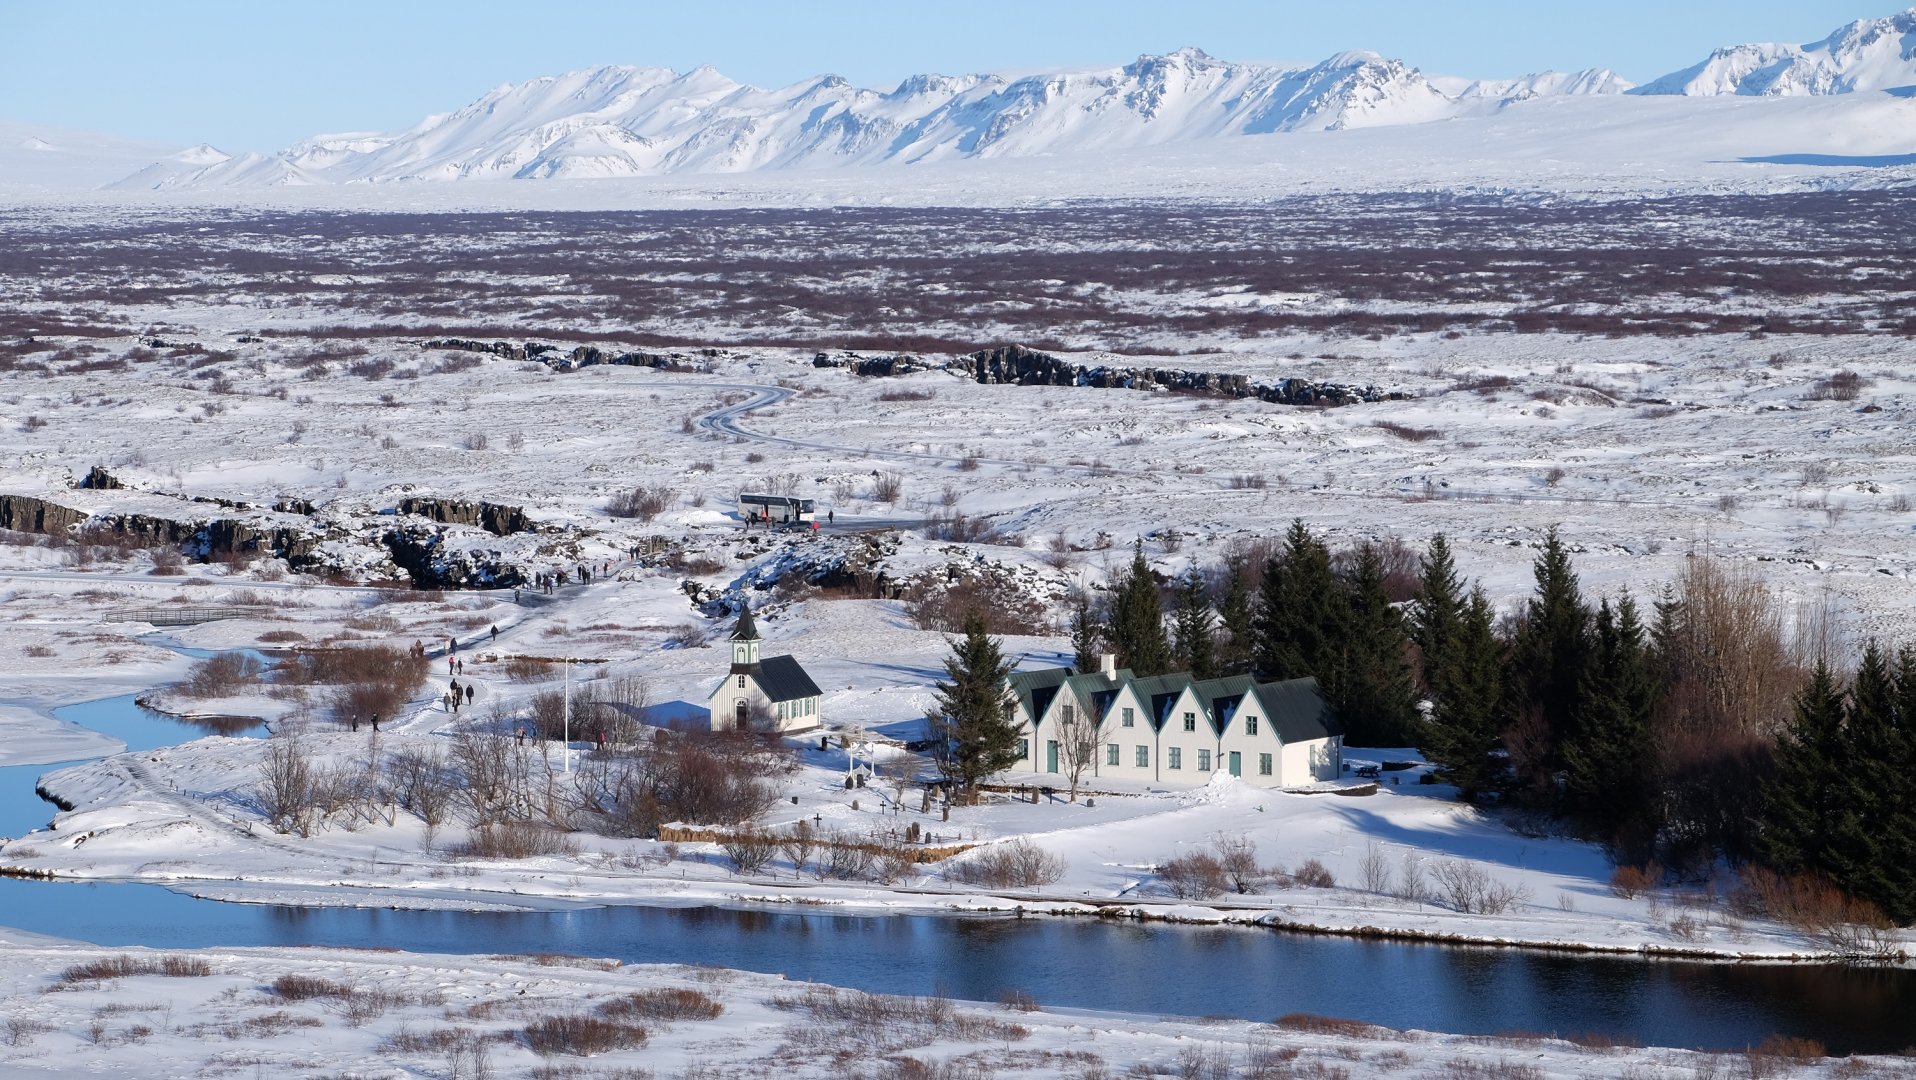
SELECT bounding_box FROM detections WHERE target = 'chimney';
[1099,653,1117,677]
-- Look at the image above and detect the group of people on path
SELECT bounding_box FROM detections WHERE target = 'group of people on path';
[444,679,474,712]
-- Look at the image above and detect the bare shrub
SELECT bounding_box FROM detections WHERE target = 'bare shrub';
[1272,1014,1380,1038]
[876,388,935,402]
[502,656,556,681]
[948,838,1066,889]
[1158,851,1229,899]
[904,575,1049,636]
[1730,867,1896,957]
[181,651,264,698]
[1806,370,1866,401]
[58,955,211,982]
[257,733,316,836]
[1430,860,1530,914]
[598,988,722,1022]
[721,830,779,874]
[872,471,904,503]
[608,486,672,522]
[521,1015,648,1056]
[1227,474,1268,489]
[1291,859,1336,889]
[1374,421,1441,442]
[272,974,354,1001]
[1609,863,1659,900]
[385,746,457,828]
[453,822,582,860]
[277,643,429,727]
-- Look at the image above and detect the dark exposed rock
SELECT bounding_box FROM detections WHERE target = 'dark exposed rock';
[424,338,703,373]
[0,493,87,535]
[274,497,317,516]
[394,496,531,536]
[381,525,526,589]
[951,343,1408,407]
[78,466,123,490]
[812,352,927,377]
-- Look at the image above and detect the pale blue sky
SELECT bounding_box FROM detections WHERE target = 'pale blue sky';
[0,1,1889,151]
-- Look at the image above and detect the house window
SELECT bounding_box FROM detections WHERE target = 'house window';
[1121,707,1135,728]
[1136,745,1149,767]
[1246,715,1258,736]
[1017,738,1029,759]
[1182,712,1195,732]
[1105,743,1119,766]
[1197,749,1211,772]
[1168,747,1182,770]
[737,675,745,689]
[1259,753,1273,776]
[1061,704,1075,724]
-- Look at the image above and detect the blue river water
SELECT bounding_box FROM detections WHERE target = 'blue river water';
[1,662,1912,1054]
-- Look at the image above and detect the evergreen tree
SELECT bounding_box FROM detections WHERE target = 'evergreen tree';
[1760,662,1849,876]
[1507,526,1591,796]
[1825,644,1916,924]
[1562,595,1660,857]
[1409,535,1466,704]
[1330,543,1419,746]
[1253,520,1345,682]
[1106,541,1171,677]
[1171,566,1217,680]
[1214,556,1255,676]
[1420,586,1506,799]
[924,612,1022,802]
[1068,591,1103,673]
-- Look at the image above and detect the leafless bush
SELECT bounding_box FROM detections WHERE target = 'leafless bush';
[1730,867,1897,957]
[257,733,317,836]
[780,820,818,876]
[721,830,779,874]
[818,834,876,880]
[277,643,429,726]
[871,471,904,503]
[1291,859,1336,889]
[453,822,581,860]
[1430,860,1530,914]
[1158,851,1229,899]
[1374,421,1441,442]
[521,1014,648,1056]
[925,509,988,543]
[385,746,457,828]
[1806,369,1866,401]
[180,651,264,697]
[599,988,723,1022]
[1212,836,1264,894]
[876,388,935,402]
[903,575,1049,636]
[608,486,672,522]
[1609,863,1659,899]
[272,973,354,1000]
[58,955,211,982]
[502,656,556,681]
[1227,474,1268,489]
[948,838,1066,889]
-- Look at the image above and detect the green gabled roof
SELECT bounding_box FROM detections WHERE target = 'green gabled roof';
[1191,674,1257,735]
[1251,676,1343,743]
[1126,673,1198,731]
[1006,667,1071,723]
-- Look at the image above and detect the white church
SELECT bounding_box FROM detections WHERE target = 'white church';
[704,602,825,733]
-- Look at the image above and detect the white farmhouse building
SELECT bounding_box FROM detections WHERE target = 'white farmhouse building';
[1002,656,1343,789]
[704,602,824,733]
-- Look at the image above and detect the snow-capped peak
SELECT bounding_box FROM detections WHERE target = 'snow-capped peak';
[1633,7,1916,96]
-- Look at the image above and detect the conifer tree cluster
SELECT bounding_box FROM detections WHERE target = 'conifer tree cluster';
[1050,526,1911,922]
[1762,646,1916,924]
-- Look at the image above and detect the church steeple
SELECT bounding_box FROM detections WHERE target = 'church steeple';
[730,600,761,668]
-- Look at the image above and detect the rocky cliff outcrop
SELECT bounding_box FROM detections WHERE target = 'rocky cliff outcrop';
[953,344,1406,407]
[394,497,532,537]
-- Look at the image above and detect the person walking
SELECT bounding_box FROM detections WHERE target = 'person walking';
[489,624,498,642]
[464,684,475,705]
[371,713,380,732]
[350,714,359,732]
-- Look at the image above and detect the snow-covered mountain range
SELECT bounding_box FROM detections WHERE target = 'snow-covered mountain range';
[1632,8,1916,96]
[101,6,1916,190]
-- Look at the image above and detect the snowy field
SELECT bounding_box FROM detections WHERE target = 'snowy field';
[8,928,1909,1080]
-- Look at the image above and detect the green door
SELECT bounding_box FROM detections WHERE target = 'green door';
[1228,751,1242,777]
[1046,740,1059,773]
